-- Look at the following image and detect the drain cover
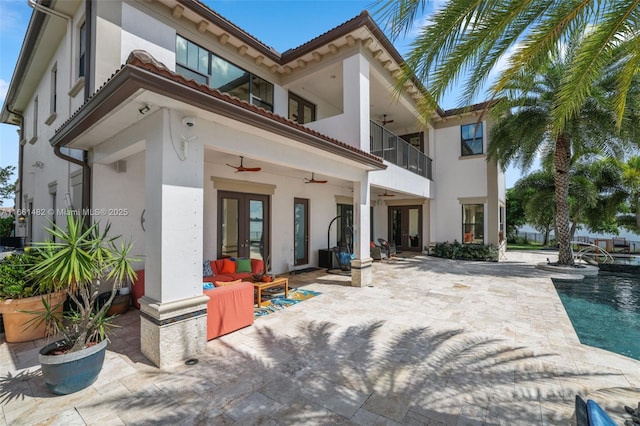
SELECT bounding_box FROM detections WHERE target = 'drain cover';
[185,358,199,365]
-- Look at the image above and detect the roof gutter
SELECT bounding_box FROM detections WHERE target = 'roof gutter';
[51,64,385,170]
[0,0,52,124]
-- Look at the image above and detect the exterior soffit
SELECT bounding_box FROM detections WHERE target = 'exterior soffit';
[8,0,81,116]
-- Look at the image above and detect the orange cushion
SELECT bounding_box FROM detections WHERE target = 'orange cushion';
[214,279,242,287]
[220,259,236,274]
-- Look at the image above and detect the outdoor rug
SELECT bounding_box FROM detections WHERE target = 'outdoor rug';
[254,288,321,318]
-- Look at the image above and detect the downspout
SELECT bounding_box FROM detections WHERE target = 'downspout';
[27,0,92,216]
[5,106,24,213]
[53,146,91,214]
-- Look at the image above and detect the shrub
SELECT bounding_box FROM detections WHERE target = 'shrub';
[432,241,498,262]
[0,250,45,299]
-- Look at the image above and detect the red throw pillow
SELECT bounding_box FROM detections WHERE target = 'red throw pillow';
[251,259,264,274]
[220,258,236,274]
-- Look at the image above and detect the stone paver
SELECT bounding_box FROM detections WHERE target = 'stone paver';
[1,251,638,425]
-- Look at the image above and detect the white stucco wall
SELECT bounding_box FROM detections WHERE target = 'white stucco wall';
[432,119,489,243]
[17,4,87,242]
[91,150,146,267]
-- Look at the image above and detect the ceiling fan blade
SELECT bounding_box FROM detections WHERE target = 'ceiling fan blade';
[227,156,261,172]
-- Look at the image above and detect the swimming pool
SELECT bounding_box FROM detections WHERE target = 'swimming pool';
[552,272,640,361]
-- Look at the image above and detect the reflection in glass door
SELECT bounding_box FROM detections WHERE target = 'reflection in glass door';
[294,198,309,266]
[218,191,269,260]
[388,205,422,252]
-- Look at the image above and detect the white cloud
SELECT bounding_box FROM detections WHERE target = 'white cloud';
[0,79,7,105]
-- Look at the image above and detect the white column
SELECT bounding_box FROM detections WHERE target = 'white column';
[343,53,370,152]
[139,108,208,368]
[351,174,372,287]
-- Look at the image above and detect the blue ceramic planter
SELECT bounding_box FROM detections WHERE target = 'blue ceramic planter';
[39,339,107,395]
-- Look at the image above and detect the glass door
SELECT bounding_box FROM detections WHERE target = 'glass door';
[294,198,309,265]
[218,191,269,260]
[388,205,422,252]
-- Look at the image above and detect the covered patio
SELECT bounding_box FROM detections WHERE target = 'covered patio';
[1,251,638,424]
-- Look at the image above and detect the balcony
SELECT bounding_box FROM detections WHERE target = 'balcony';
[370,122,432,180]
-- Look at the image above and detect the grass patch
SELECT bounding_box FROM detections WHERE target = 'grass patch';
[507,242,549,250]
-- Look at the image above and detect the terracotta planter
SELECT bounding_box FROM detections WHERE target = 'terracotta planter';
[0,292,66,343]
[106,293,130,316]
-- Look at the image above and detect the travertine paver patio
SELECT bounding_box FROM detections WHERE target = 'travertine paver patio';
[1,251,639,425]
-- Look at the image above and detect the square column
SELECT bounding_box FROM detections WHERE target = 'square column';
[351,175,372,287]
[140,108,208,368]
[343,53,370,152]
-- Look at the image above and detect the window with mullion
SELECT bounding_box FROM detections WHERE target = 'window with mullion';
[288,92,316,124]
[175,35,274,111]
[462,204,484,244]
[461,123,483,156]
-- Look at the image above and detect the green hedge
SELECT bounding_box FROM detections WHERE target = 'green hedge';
[432,241,499,262]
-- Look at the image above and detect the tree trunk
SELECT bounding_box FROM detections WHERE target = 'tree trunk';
[554,134,574,265]
[544,227,550,246]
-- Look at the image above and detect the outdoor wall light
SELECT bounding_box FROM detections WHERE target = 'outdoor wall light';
[32,161,44,169]
[17,214,26,224]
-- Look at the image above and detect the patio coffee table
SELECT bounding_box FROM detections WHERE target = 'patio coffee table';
[254,277,289,307]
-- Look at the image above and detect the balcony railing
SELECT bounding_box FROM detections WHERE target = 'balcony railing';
[370,121,432,180]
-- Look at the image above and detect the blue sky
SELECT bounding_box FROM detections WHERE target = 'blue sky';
[0,0,521,206]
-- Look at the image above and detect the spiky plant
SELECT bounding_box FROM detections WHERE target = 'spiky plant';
[30,214,137,353]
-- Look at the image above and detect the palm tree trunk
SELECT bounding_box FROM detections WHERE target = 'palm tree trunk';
[554,134,574,265]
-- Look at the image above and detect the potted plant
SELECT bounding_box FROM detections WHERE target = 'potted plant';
[0,250,66,342]
[30,214,137,395]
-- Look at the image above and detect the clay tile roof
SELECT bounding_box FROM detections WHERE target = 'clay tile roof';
[125,50,383,164]
[281,11,370,57]
[441,100,496,117]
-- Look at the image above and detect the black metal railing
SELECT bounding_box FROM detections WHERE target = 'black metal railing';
[370,121,432,179]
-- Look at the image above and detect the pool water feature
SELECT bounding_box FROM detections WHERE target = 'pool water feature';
[552,272,640,361]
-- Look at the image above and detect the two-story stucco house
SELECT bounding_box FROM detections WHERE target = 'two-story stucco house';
[1,0,505,366]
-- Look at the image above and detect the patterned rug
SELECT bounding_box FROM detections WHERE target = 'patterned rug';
[254,287,321,318]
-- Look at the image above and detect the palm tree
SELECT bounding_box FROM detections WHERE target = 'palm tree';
[376,0,640,132]
[513,170,555,245]
[621,156,640,231]
[487,37,638,265]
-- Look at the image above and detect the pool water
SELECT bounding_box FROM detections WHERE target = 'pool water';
[553,272,640,361]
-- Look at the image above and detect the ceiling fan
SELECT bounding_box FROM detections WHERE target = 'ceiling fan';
[226,156,261,172]
[379,114,394,125]
[304,173,328,184]
[378,190,395,197]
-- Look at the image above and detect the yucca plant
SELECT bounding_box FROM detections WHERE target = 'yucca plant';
[30,214,137,353]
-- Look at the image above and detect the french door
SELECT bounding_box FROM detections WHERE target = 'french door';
[388,205,422,252]
[218,191,269,260]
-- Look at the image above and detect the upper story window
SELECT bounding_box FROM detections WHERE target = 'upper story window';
[176,35,274,112]
[288,92,316,124]
[79,22,86,78]
[30,96,38,144]
[50,64,57,114]
[461,123,483,156]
